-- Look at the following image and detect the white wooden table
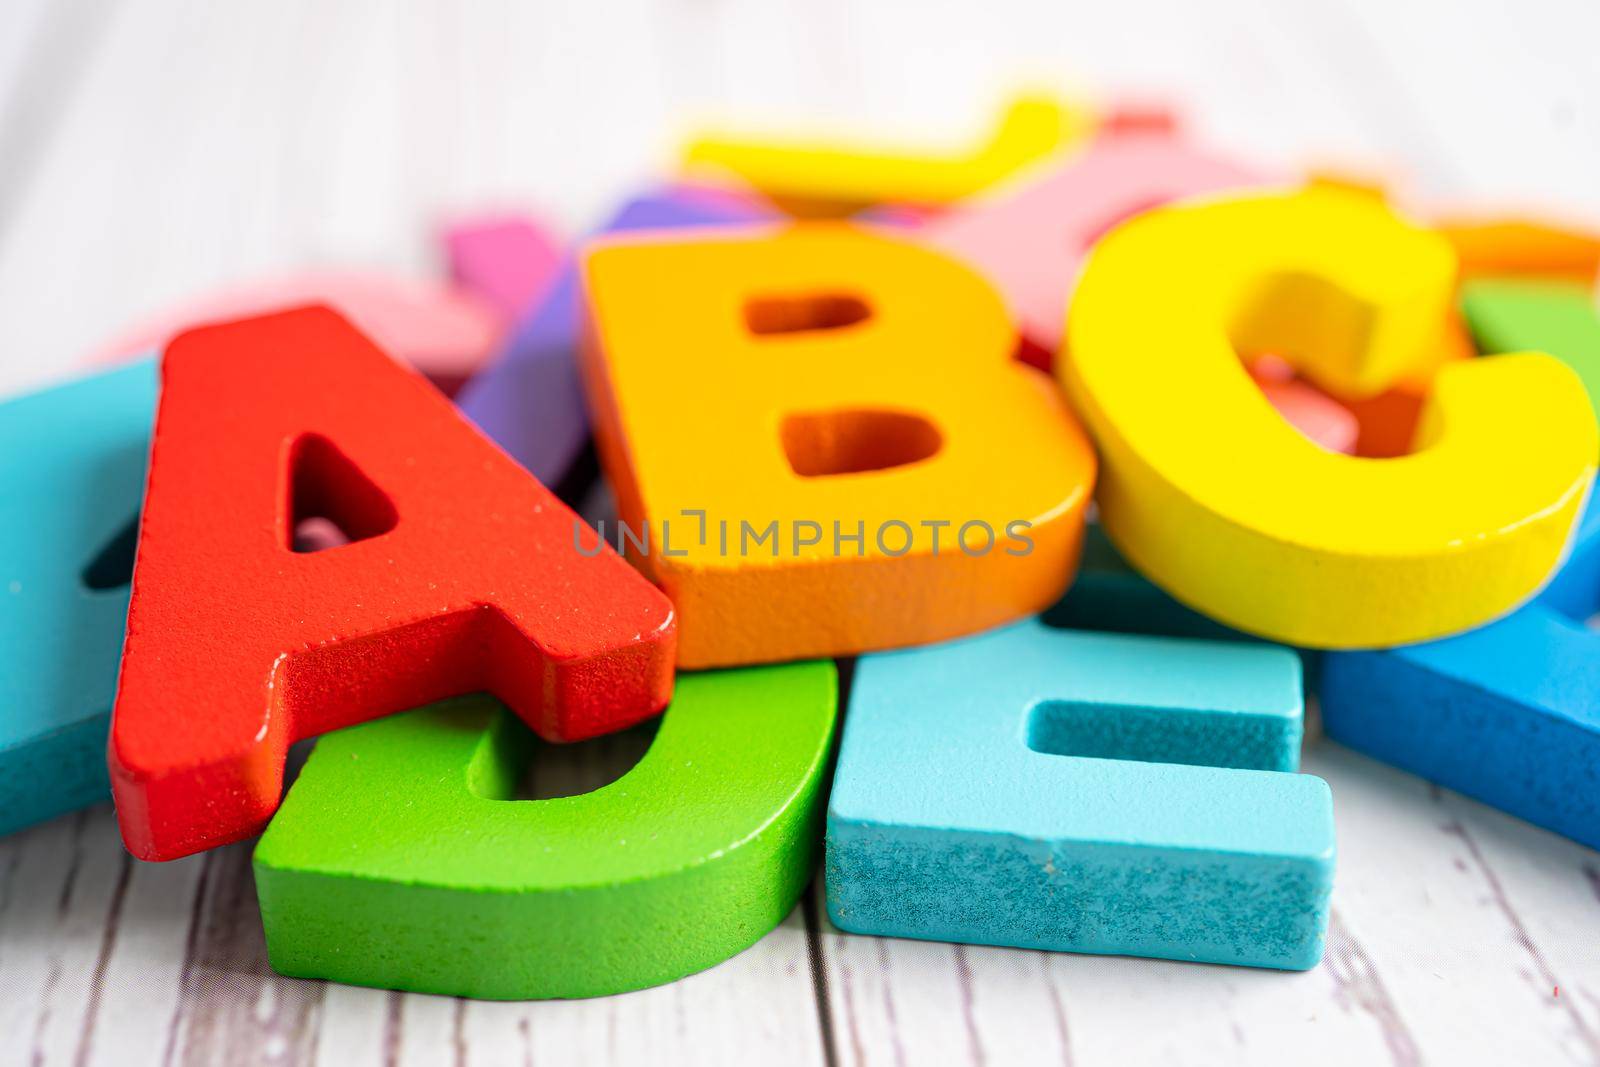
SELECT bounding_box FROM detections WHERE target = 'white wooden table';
[2,2,1599,1064]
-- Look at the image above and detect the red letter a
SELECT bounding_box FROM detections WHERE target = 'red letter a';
[109,307,676,861]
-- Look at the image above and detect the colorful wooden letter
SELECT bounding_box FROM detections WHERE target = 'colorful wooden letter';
[441,213,562,324]
[1063,187,1597,648]
[1460,278,1600,426]
[921,130,1263,368]
[0,362,156,836]
[683,93,1092,217]
[826,619,1333,970]
[255,661,836,999]
[109,307,676,862]
[1438,217,1600,284]
[1320,503,1600,850]
[455,189,774,486]
[581,224,1097,667]
[92,271,502,396]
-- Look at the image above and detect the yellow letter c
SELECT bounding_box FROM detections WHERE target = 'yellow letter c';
[1062,187,1597,649]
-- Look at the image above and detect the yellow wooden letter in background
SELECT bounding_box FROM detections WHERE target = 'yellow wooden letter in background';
[583,224,1097,668]
[682,94,1092,218]
[1062,187,1597,649]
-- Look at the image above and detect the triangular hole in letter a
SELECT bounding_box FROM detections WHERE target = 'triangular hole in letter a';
[286,434,399,553]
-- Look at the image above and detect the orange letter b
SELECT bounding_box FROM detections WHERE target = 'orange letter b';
[582,224,1096,667]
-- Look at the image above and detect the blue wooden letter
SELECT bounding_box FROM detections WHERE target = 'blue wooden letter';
[0,361,156,835]
[1322,504,1600,850]
[826,618,1335,969]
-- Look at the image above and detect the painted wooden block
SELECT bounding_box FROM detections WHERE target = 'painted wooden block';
[1460,278,1600,426]
[255,661,836,999]
[454,189,774,487]
[0,362,156,836]
[91,271,501,396]
[1062,187,1597,648]
[922,130,1263,369]
[1321,502,1600,850]
[109,307,676,862]
[1439,217,1600,284]
[682,93,1093,217]
[826,618,1334,970]
[441,213,562,324]
[581,224,1097,668]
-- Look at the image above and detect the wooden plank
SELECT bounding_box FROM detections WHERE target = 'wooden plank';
[165,844,325,1067]
[77,832,207,1067]
[311,986,396,1067]
[1300,740,1600,1064]
[1432,800,1600,1062]
[0,808,130,1067]
[817,893,1032,1067]
[0,805,204,1067]
[450,903,826,1067]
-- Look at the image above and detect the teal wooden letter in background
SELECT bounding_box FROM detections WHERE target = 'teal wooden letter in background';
[0,361,155,836]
